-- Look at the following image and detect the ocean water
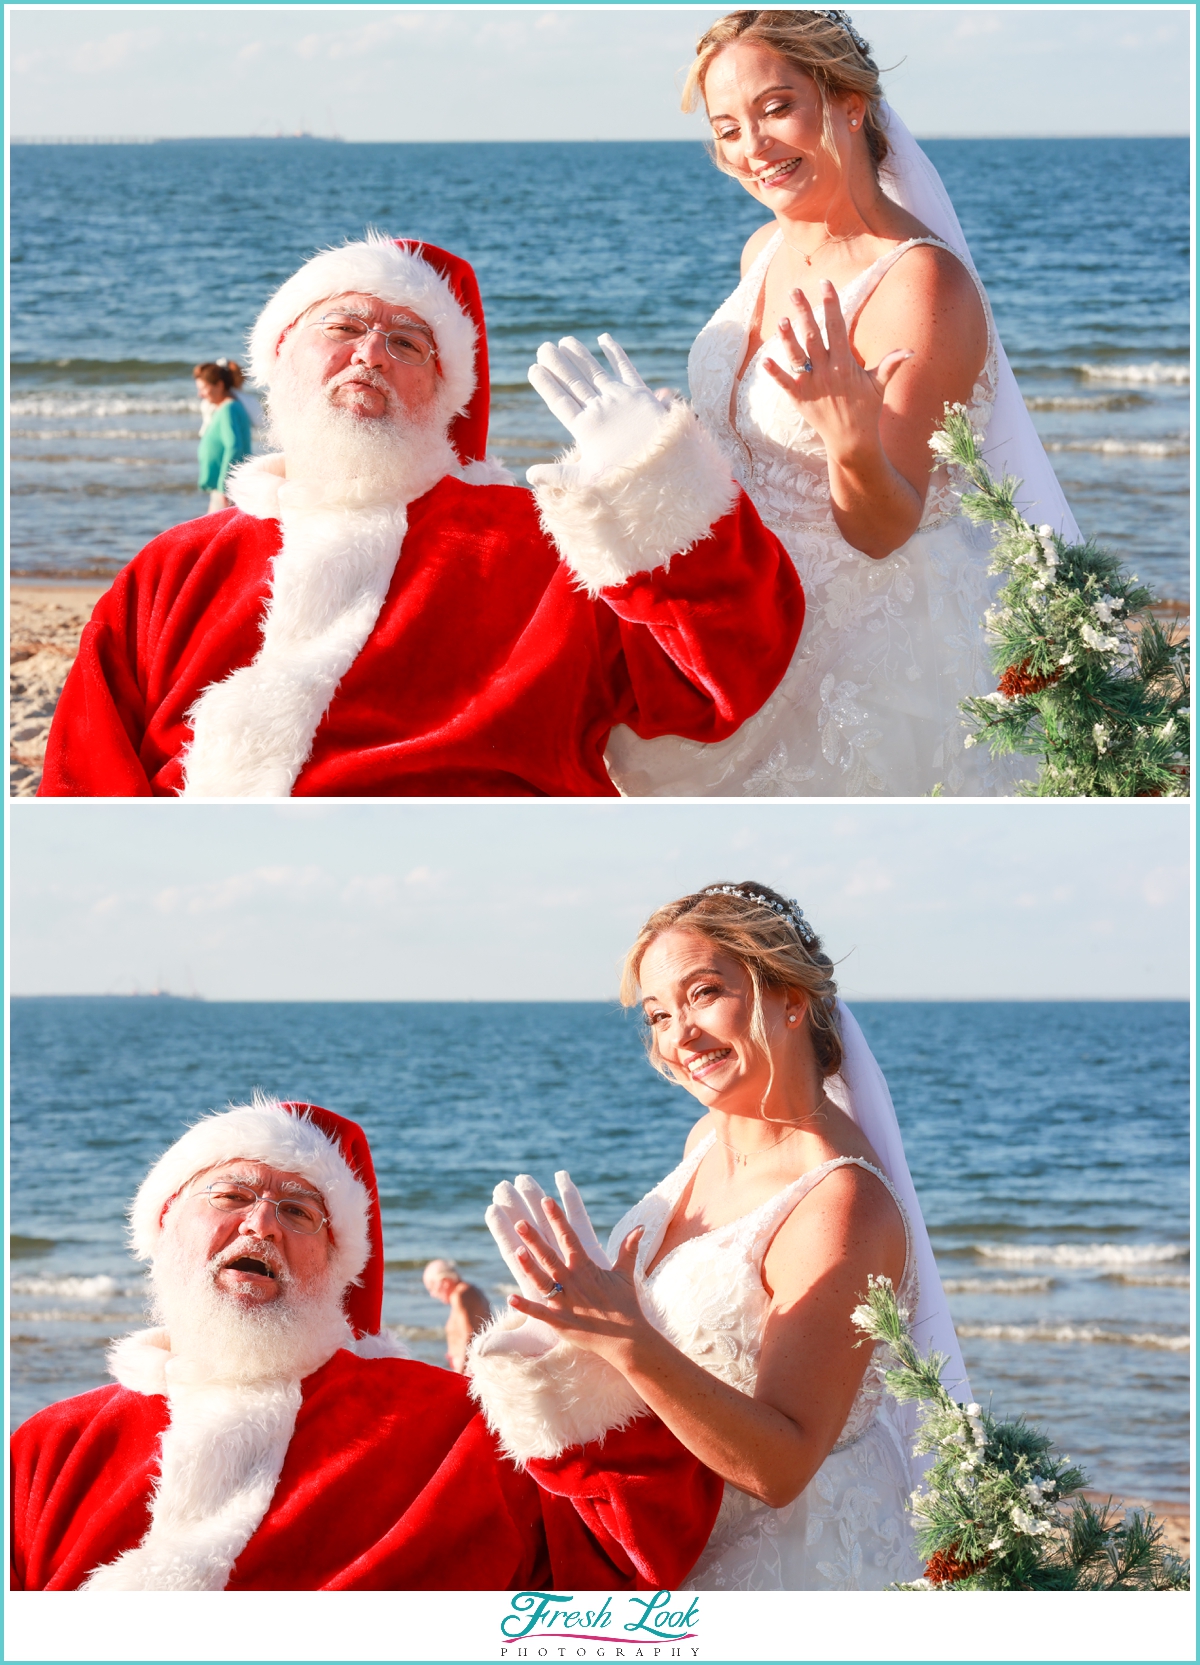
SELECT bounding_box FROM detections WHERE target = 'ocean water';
[9,137,1190,599]
[10,997,1190,1507]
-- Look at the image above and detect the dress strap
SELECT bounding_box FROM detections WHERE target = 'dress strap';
[838,236,957,330]
[753,1155,914,1289]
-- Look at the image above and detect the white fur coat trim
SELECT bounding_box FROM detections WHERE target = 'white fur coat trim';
[85,1363,302,1591]
[248,232,477,422]
[128,1097,372,1295]
[91,1324,407,1589]
[532,399,738,599]
[181,468,410,798]
[467,1312,649,1463]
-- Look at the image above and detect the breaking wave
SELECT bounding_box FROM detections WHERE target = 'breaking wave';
[942,1276,1053,1295]
[1043,437,1189,457]
[1078,362,1190,384]
[10,396,198,418]
[957,1322,1189,1353]
[10,1274,139,1298]
[973,1242,1188,1268]
[1106,1272,1191,1288]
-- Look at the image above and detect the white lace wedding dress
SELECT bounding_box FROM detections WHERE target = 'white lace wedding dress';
[610,1132,924,1590]
[606,231,1026,798]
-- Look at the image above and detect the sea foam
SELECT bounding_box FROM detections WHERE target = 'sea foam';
[1078,362,1190,384]
[10,1274,137,1299]
[973,1243,1188,1267]
[957,1322,1189,1353]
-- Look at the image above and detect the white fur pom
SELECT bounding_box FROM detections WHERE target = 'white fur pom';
[467,1312,648,1463]
[351,1328,411,1360]
[456,453,517,487]
[531,399,738,599]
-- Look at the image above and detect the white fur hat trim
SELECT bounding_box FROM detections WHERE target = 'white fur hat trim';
[248,230,476,420]
[129,1096,371,1297]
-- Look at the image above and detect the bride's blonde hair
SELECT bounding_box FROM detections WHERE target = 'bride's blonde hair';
[682,9,890,177]
[619,881,843,1080]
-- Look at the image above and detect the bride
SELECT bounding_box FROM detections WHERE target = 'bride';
[604,8,1079,798]
[469,881,970,1590]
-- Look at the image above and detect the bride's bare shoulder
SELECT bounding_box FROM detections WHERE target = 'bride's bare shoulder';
[740,221,778,277]
[683,1113,715,1154]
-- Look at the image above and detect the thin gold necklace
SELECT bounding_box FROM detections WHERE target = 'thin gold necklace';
[780,226,862,267]
[712,1123,803,1168]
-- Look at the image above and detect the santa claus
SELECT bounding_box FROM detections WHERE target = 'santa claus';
[10,1099,722,1590]
[38,234,803,797]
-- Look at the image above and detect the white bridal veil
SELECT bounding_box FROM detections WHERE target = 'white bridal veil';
[827,998,971,1406]
[879,104,1081,542]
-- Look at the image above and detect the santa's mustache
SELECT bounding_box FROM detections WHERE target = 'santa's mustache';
[323,365,397,410]
[210,1238,289,1284]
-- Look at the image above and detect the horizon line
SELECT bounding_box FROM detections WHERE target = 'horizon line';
[11,993,1189,1004]
[11,132,1189,145]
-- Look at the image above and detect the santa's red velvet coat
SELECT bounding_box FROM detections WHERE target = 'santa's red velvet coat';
[11,1347,721,1591]
[38,469,802,798]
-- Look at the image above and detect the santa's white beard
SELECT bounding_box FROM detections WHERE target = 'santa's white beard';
[265,356,457,509]
[150,1233,354,1385]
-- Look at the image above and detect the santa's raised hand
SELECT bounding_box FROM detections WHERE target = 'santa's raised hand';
[527,335,670,485]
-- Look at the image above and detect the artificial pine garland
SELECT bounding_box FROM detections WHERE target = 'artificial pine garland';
[930,405,1190,796]
[852,1276,1190,1590]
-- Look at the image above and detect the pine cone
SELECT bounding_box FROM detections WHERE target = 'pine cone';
[924,1544,990,1585]
[997,659,1063,698]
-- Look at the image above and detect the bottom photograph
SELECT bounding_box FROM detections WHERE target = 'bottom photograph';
[8,800,1191,1628]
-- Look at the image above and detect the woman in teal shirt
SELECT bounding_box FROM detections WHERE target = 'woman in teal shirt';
[194,361,254,511]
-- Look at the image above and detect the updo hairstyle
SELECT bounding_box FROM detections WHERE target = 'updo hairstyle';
[619,880,843,1079]
[682,9,890,177]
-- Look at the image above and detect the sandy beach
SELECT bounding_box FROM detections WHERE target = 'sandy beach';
[9,582,110,796]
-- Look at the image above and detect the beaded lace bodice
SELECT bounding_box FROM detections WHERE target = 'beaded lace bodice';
[611,1135,918,1448]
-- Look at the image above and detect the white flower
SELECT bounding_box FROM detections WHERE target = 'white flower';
[983,691,1010,707]
[1059,651,1075,667]
[1079,622,1120,654]
[928,430,955,459]
[963,735,976,749]
[1159,718,1177,740]
[1093,723,1111,755]
[988,1536,1006,1552]
[1093,594,1125,623]
[1010,1506,1052,1537]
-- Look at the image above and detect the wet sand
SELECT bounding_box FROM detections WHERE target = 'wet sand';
[9,582,110,797]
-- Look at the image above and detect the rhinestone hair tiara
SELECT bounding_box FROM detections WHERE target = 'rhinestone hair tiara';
[701,885,819,948]
[812,8,872,57]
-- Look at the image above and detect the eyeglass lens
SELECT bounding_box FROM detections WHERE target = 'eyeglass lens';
[316,314,434,365]
[206,1184,324,1234]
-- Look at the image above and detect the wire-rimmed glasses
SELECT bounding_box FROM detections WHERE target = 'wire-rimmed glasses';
[307,312,437,366]
[199,1182,328,1236]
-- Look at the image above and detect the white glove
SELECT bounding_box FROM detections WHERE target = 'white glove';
[527,335,670,486]
[485,1170,611,1296]
[481,1171,610,1361]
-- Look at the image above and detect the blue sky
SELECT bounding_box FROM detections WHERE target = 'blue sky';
[8,6,1191,141]
[10,801,1190,1000]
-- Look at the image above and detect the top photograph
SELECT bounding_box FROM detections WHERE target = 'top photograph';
[9,5,1190,800]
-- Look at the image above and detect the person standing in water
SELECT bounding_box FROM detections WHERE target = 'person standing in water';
[194,360,253,512]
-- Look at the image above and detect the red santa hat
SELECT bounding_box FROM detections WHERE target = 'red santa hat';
[128,1096,385,1339]
[247,232,491,465]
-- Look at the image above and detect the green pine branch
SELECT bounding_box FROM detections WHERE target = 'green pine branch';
[931,404,1190,797]
[852,1275,1191,1591]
